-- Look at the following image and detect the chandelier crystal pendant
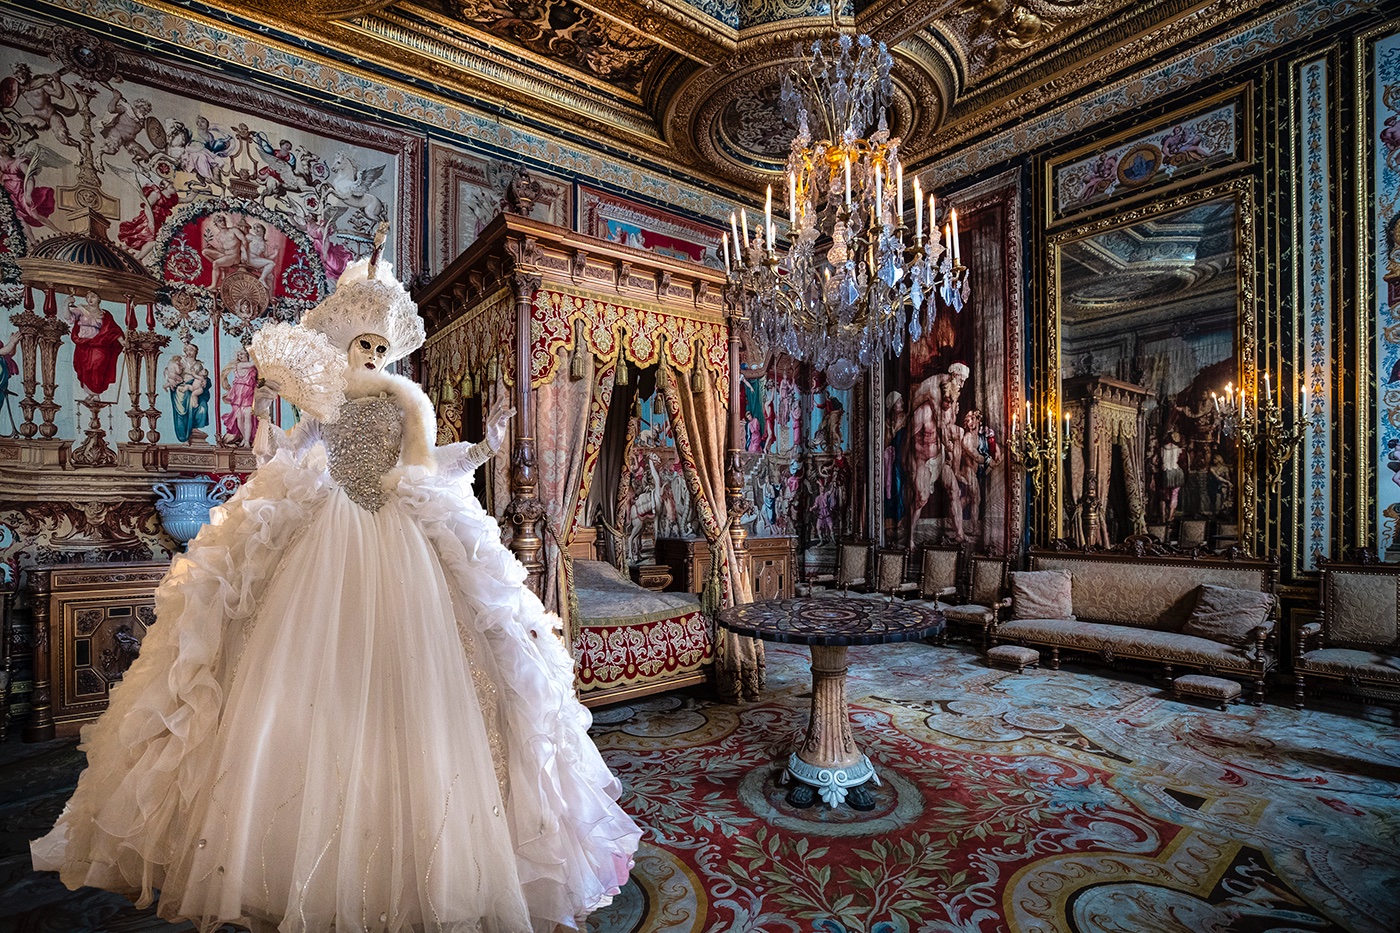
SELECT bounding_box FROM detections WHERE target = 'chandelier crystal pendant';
[721,34,970,390]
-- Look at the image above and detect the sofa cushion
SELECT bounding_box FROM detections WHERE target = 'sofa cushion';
[996,619,1267,673]
[1033,556,1269,630]
[1297,648,1400,683]
[1011,570,1074,621]
[1180,584,1275,647]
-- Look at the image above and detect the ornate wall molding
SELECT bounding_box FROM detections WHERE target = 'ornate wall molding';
[1296,54,1334,572]
[924,0,1375,185]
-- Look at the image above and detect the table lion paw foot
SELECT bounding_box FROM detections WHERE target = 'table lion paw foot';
[786,783,817,808]
[847,784,877,811]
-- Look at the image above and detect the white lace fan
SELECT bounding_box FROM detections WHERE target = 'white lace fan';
[249,322,347,423]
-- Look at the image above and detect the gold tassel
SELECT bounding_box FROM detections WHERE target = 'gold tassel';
[570,341,588,380]
[690,366,705,393]
[487,357,499,384]
[616,356,629,386]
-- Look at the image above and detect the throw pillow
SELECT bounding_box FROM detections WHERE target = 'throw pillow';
[1010,570,1075,620]
[1179,584,1275,646]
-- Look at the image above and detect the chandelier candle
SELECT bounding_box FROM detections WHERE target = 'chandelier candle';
[720,33,972,386]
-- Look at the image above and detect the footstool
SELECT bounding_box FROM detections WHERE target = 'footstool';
[1172,674,1242,711]
[987,644,1040,673]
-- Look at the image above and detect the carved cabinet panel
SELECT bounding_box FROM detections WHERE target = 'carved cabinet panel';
[654,537,795,601]
[26,561,168,740]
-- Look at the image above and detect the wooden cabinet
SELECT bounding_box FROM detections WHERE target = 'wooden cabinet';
[654,537,796,601]
[25,561,169,741]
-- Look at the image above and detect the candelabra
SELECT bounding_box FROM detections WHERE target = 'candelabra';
[1007,404,1071,496]
[721,34,970,391]
[1215,377,1305,493]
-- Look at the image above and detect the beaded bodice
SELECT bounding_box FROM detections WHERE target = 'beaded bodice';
[323,395,404,512]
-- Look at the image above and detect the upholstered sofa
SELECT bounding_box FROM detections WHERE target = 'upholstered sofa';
[990,543,1279,704]
[1296,556,1400,707]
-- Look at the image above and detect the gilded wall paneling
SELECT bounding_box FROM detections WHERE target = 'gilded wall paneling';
[1359,21,1400,558]
[1045,178,1258,554]
[1043,85,1253,227]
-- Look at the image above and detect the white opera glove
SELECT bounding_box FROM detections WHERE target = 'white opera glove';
[436,398,515,480]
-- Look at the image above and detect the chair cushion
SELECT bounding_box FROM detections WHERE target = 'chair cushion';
[944,605,995,627]
[1297,648,1400,683]
[1180,584,1275,647]
[996,619,1267,672]
[1010,570,1074,621]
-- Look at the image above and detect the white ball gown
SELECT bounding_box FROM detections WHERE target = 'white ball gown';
[31,367,642,933]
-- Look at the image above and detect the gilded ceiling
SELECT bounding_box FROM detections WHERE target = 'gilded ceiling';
[234,0,1273,194]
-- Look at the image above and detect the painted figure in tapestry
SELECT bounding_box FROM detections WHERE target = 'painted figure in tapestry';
[907,362,971,543]
[7,62,77,147]
[0,140,58,229]
[66,291,124,400]
[219,347,259,447]
[884,390,907,524]
[0,328,19,435]
[164,341,209,444]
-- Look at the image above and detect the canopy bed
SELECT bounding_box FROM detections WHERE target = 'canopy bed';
[414,214,763,706]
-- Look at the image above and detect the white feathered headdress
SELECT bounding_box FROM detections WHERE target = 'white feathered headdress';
[300,257,426,364]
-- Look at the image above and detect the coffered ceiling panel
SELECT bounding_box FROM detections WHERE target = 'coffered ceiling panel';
[234,0,1271,195]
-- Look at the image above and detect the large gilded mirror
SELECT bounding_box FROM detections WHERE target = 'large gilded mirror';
[1048,179,1255,551]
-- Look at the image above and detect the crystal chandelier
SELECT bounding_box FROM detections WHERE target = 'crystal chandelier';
[721,35,970,390]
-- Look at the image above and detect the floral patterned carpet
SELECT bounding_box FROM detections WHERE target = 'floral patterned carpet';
[1,641,1397,932]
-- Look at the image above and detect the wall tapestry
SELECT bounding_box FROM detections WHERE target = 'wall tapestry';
[1048,89,1248,224]
[0,26,420,583]
[1373,28,1400,558]
[882,169,1022,556]
[428,142,572,273]
[579,186,724,268]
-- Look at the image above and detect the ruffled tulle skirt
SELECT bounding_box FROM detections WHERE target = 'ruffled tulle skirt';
[31,449,641,932]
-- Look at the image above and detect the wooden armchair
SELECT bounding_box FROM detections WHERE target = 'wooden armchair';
[797,538,873,595]
[942,555,1011,650]
[908,544,962,606]
[856,548,920,600]
[1295,557,1400,708]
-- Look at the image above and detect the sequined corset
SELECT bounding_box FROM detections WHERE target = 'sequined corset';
[323,395,404,512]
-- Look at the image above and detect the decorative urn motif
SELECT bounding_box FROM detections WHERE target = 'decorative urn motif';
[153,475,241,545]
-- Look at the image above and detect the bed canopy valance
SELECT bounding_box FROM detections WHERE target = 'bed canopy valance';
[415,213,764,704]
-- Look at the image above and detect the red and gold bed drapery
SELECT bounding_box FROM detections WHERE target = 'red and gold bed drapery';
[538,353,617,626]
[658,365,764,703]
[559,357,618,640]
[532,290,727,389]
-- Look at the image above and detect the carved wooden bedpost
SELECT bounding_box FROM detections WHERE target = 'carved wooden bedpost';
[505,262,546,596]
[724,291,750,579]
[23,568,54,743]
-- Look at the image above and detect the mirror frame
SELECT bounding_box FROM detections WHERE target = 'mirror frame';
[1044,176,1257,552]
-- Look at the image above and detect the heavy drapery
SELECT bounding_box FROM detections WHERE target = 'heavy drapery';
[658,365,763,703]
[537,353,615,626]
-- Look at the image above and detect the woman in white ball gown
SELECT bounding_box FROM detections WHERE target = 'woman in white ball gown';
[31,257,641,933]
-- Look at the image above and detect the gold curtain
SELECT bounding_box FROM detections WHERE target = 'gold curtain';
[658,365,764,703]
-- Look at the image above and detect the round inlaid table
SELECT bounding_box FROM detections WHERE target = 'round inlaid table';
[716,595,944,810]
